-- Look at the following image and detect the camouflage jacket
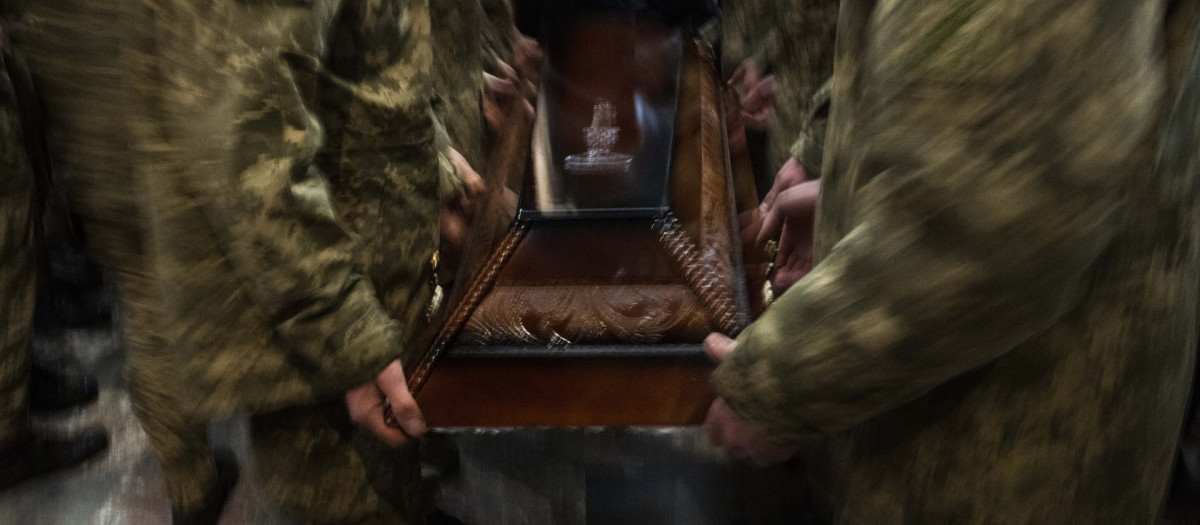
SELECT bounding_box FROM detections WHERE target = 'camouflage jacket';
[431,0,487,170]
[479,0,521,68]
[430,0,521,171]
[714,0,1200,523]
[122,0,455,417]
[719,0,839,173]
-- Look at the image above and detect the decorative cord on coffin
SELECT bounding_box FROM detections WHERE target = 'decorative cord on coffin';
[409,221,530,394]
[653,213,741,334]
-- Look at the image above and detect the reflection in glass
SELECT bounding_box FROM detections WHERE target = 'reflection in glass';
[565,98,633,174]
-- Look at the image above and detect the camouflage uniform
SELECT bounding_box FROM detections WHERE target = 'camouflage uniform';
[479,0,521,68]
[0,49,36,450]
[7,0,225,511]
[430,0,522,171]
[714,0,1200,523]
[431,0,489,170]
[124,0,452,521]
[12,0,453,521]
[719,0,839,179]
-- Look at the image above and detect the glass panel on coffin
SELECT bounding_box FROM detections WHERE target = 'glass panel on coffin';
[521,12,682,218]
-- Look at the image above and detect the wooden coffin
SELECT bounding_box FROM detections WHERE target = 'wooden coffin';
[408,12,754,427]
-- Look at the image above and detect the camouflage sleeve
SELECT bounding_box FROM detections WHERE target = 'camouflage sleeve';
[144,0,446,394]
[479,0,520,69]
[244,0,450,389]
[788,78,831,177]
[718,1,782,74]
[713,0,1164,441]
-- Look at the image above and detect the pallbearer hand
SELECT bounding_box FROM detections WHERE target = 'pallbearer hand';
[703,334,798,466]
[346,360,426,447]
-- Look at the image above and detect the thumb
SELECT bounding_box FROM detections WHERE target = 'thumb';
[376,361,426,437]
[704,333,737,363]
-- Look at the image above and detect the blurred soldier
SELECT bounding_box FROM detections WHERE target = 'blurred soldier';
[719,0,838,196]
[123,0,484,523]
[8,1,242,522]
[432,0,537,152]
[429,0,537,282]
[0,22,108,490]
[432,0,491,173]
[480,0,523,68]
[11,0,484,524]
[715,2,838,517]
[706,0,1200,524]
[1,2,102,419]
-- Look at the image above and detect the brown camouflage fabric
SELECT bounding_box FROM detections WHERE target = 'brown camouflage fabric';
[720,0,839,175]
[0,53,35,449]
[124,0,449,421]
[714,0,1200,523]
[11,0,222,509]
[432,0,488,170]
[10,0,451,520]
[480,0,521,68]
[123,0,448,521]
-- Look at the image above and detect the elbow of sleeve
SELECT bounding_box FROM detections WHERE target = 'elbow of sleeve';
[273,275,403,394]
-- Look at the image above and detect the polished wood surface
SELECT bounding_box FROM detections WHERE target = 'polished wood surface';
[419,356,715,427]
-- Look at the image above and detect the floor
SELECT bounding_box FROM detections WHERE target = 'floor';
[2,306,1194,525]
[0,323,295,525]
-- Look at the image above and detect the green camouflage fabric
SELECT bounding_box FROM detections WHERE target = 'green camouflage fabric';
[11,0,221,509]
[479,0,520,68]
[717,0,779,76]
[720,0,839,175]
[121,0,448,520]
[252,401,425,525]
[12,0,450,520]
[430,0,522,172]
[125,0,448,419]
[714,0,1200,523]
[0,54,35,449]
[431,0,488,169]
[788,78,830,178]
[764,0,838,176]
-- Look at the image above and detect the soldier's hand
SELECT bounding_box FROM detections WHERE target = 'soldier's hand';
[345,360,426,447]
[758,157,809,217]
[730,59,776,131]
[761,180,820,293]
[484,59,535,137]
[741,159,810,309]
[758,159,820,295]
[702,334,798,466]
[512,36,544,97]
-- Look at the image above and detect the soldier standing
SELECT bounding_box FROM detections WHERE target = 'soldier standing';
[0,21,108,490]
[10,0,487,523]
[707,0,1200,523]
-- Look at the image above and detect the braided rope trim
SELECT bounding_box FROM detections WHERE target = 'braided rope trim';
[653,213,741,334]
[410,221,531,394]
